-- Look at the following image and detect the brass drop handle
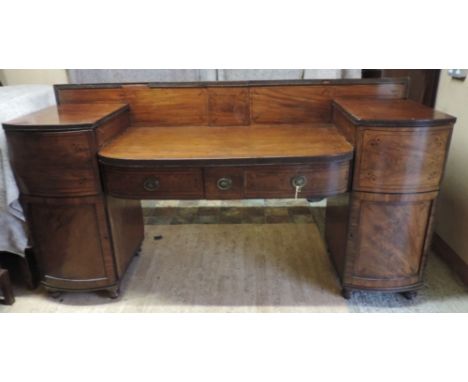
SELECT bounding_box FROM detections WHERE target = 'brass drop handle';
[291,175,307,188]
[217,177,233,191]
[143,177,160,191]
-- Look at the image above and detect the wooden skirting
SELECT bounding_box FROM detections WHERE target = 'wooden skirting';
[432,233,468,286]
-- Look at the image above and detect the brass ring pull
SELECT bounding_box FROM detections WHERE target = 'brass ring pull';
[217,177,233,191]
[143,177,160,191]
[291,175,307,188]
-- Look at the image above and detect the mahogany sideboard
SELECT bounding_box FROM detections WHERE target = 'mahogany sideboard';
[2,79,456,300]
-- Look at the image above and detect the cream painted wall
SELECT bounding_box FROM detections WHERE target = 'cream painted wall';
[0,70,6,85]
[435,70,468,263]
[0,69,68,85]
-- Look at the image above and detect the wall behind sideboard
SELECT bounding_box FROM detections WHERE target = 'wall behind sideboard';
[0,69,69,85]
[435,70,468,265]
[67,69,361,83]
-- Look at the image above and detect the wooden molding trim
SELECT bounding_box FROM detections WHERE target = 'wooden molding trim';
[432,233,468,286]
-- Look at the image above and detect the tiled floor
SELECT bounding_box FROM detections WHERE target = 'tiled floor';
[142,198,327,226]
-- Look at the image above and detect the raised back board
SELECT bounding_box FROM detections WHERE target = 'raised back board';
[55,79,408,127]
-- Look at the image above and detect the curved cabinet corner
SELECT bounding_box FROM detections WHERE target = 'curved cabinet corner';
[22,195,117,291]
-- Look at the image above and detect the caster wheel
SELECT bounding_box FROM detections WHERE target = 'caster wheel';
[108,287,120,299]
[401,291,417,300]
[341,288,352,300]
[134,245,142,256]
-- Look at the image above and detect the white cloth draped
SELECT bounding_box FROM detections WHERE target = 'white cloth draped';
[0,85,55,256]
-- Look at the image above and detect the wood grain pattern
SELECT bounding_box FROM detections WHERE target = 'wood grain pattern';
[203,162,350,200]
[54,80,408,127]
[98,125,353,165]
[96,110,130,147]
[251,84,406,124]
[343,191,437,290]
[204,167,245,199]
[6,130,101,196]
[106,196,144,277]
[208,87,250,126]
[123,86,209,126]
[332,105,357,145]
[22,195,117,291]
[102,166,204,199]
[354,126,452,193]
[243,162,350,198]
[3,104,128,130]
[57,87,126,105]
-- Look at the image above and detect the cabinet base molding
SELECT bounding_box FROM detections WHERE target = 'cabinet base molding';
[432,233,468,286]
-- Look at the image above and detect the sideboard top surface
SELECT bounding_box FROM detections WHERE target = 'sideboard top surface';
[98,124,354,166]
[334,98,456,127]
[3,103,128,131]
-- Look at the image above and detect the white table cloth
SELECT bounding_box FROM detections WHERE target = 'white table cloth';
[0,85,55,256]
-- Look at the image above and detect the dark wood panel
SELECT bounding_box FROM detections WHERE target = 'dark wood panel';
[325,192,352,279]
[22,195,116,291]
[96,110,130,147]
[354,126,452,193]
[123,86,209,126]
[243,162,350,198]
[204,167,245,199]
[6,130,101,196]
[106,196,144,278]
[56,87,126,105]
[332,106,356,145]
[343,191,437,290]
[102,165,204,199]
[208,87,250,126]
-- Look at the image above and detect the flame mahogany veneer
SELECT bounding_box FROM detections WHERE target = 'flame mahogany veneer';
[2,79,456,299]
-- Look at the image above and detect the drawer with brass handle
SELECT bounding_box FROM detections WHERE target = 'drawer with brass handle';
[101,165,204,199]
[243,162,350,198]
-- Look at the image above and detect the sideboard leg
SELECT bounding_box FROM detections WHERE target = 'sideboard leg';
[0,268,15,305]
[48,291,62,300]
[108,285,120,299]
[401,291,418,300]
[341,288,352,300]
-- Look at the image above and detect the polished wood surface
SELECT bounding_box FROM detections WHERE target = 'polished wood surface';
[6,130,101,197]
[3,103,128,130]
[103,162,350,200]
[55,79,408,127]
[22,195,117,291]
[3,79,457,299]
[334,98,456,127]
[342,191,437,290]
[106,196,144,278]
[103,166,205,199]
[326,97,455,298]
[354,126,452,193]
[4,106,141,296]
[98,125,353,165]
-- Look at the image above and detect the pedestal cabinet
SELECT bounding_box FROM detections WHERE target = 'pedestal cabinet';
[3,104,144,297]
[326,98,455,298]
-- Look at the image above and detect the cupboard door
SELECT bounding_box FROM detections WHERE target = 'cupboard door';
[23,195,117,290]
[344,191,437,290]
